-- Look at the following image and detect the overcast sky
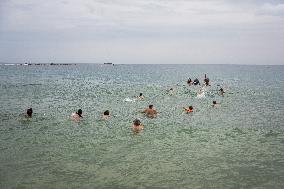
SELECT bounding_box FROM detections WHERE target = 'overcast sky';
[0,0,284,64]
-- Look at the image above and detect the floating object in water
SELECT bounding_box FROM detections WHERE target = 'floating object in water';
[196,88,206,98]
[197,92,205,98]
[124,98,136,102]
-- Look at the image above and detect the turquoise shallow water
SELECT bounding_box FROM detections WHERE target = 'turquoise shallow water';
[0,64,284,188]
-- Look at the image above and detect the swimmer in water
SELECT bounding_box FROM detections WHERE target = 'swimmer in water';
[132,119,144,133]
[168,88,175,96]
[187,78,192,85]
[137,93,144,100]
[204,74,210,86]
[183,106,193,113]
[71,109,83,121]
[212,101,220,107]
[102,110,111,120]
[193,78,200,85]
[219,88,225,96]
[143,105,158,118]
[26,108,33,118]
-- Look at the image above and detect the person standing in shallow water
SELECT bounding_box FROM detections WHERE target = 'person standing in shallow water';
[71,109,83,121]
[204,74,210,86]
[132,119,144,133]
[143,105,158,118]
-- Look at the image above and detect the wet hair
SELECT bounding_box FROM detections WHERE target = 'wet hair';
[104,110,110,115]
[187,78,192,83]
[133,119,141,126]
[26,108,33,117]
[193,79,200,85]
[149,105,153,109]
[213,101,217,104]
[139,93,143,96]
[220,88,224,92]
[170,88,173,90]
[188,106,193,110]
[77,109,82,117]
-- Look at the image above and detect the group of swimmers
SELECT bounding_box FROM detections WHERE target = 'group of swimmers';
[187,74,210,86]
[23,74,225,133]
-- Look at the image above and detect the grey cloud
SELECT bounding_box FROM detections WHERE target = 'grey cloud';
[0,0,283,64]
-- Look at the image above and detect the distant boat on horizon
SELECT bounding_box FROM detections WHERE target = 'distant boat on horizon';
[104,62,113,65]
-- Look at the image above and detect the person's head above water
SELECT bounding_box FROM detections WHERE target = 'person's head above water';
[213,101,217,105]
[193,78,200,85]
[133,119,141,126]
[184,106,193,113]
[77,109,82,117]
[139,93,143,96]
[187,78,192,83]
[104,110,110,115]
[26,108,33,117]
[149,105,154,109]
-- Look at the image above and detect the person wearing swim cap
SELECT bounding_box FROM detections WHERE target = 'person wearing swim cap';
[26,108,33,118]
[183,106,193,113]
[132,119,144,133]
[143,105,158,118]
[71,109,83,121]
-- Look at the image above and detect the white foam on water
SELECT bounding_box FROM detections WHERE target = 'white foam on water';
[123,98,136,102]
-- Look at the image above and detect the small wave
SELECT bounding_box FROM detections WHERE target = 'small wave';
[22,83,43,86]
[264,130,280,138]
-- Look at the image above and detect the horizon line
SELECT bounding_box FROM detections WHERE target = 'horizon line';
[0,62,283,66]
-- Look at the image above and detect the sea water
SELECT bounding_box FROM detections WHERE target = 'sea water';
[0,64,283,188]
